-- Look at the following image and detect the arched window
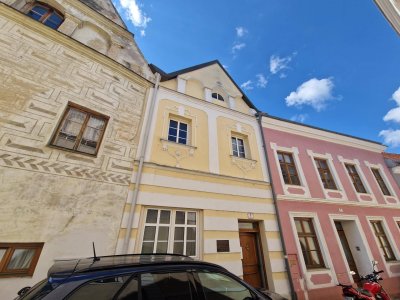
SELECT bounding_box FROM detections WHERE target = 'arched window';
[212,92,224,101]
[26,2,64,29]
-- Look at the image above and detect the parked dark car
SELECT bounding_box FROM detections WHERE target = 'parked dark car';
[15,254,287,300]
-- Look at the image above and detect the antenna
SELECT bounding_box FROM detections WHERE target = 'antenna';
[92,242,100,262]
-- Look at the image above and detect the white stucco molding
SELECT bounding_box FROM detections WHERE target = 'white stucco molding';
[306,149,346,201]
[270,143,310,198]
[337,156,376,204]
[364,161,399,204]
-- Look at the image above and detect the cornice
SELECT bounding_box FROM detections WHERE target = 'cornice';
[140,161,271,187]
[374,0,400,36]
[277,195,400,210]
[0,3,153,88]
[262,116,385,153]
[158,86,258,124]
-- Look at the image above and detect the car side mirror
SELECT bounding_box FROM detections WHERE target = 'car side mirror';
[17,286,31,296]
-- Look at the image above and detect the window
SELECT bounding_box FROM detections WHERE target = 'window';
[51,104,108,155]
[26,2,63,29]
[168,119,189,145]
[196,270,253,300]
[140,272,193,300]
[212,93,224,101]
[68,276,131,300]
[294,218,325,269]
[370,221,396,261]
[141,209,197,257]
[314,158,337,190]
[0,243,44,277]
[277,151,300,185]
[371,168,391,196]
[231,136,246,158]
[345,164,367,193]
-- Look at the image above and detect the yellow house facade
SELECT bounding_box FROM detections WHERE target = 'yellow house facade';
[116,61,290,296]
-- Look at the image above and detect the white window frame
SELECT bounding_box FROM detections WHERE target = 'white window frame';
[271,143,310,197]
[364,161,399,204]
[289,212,336,290]
[307,150,346,201]
[140,208,199,258]
[366,216,400,276]
[231,136,246,158]
[338,156,376,203]
[167,119,190,145]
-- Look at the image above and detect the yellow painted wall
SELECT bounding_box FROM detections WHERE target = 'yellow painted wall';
[149,99,210,172]
[216,116,264,180]
[185,78,204,99]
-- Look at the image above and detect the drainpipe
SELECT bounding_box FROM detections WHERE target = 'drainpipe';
[122,72,161,254]
[256,112,297,300]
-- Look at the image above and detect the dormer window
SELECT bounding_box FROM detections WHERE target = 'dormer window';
[27,2,64,29]
[212,93,224,101]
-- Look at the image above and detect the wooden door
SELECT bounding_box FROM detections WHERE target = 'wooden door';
[335,221,361,283]
[239,232,263,288]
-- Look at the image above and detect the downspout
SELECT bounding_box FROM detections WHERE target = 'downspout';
[256,112,297,300]
[122,72,161,254]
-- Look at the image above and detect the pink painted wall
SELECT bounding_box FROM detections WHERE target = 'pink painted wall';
[262,125,400,298]
[264,127,400,203]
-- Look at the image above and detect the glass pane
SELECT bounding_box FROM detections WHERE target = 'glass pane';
[179,129,187,139]
[307,237,317,250]
[238,222,254,230]
[69,276,129,300]
[44,19,61,29]
[7,249,35,269]
[299,237,307,251]
[303,221,312,233]
[197,271,252,300]
[175,211,185,224]
[186,242,195,256]
[179,123,187,132]
[284,154,292,163]
[159,210,171,224]
[169,120,178,129]
[156,242,168,253]
[187,228,196,240]
[174,227,184,240]
[278,153,284,162]
[141,242,154,253]
[157,227,169,241]
[178,137,187,144]
[310,251,321,265]
[27,10,44,21]
[47,13,63,25]
[187,212,196,225]
[146,210,158,223]
[294,220,302,233]
[173,241,184,255]
[117,277,138,300]
[143,226,156,241]
[212,93,218,99]
[0,249,6,261]
[168,127,177,142]
[140,272,192,300]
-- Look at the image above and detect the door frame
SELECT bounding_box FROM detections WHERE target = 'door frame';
[238,220,268,289]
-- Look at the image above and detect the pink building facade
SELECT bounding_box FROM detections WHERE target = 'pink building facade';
[261,115,400,300]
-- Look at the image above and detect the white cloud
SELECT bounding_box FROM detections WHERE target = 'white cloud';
[118,0,151,34]
[379,129,400,147]
[383,87,400,123]
[256,74,268,88]
[290,114,308,123]
[285,78,335,111]
[140,30,146,37]
[236,27,248,37]
[270,52,297,75]
[241,80,253,90]
[232,43,246,53]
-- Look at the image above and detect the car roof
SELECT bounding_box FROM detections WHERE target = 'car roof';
[48,254,223,278]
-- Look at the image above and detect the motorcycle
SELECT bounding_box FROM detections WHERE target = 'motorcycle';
[337,261,391,300]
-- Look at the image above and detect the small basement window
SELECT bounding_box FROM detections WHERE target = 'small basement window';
[26,2,64,29]
[0,243,44,277]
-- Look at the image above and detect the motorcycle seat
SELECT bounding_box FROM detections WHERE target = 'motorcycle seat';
[357,288,373,297]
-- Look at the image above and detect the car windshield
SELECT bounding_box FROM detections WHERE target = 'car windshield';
[19,279,54,300]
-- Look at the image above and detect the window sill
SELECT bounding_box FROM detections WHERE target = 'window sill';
[160,139,197,150]
[229,155,256,163]
[47,144,99,158]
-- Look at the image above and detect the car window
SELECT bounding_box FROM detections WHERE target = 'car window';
[116,277,138,300]
[67,275,130,300]
[19,279,53,300]
[140,271,193,300]
[196,271,254,300]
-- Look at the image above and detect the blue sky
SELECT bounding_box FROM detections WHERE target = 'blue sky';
[113,0,400,153]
